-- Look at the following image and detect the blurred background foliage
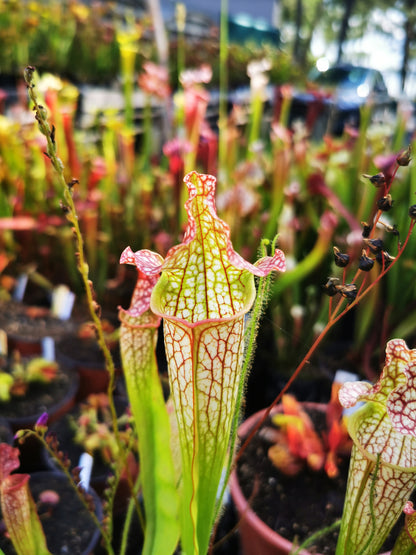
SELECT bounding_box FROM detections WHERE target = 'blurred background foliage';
[1,0,416,398]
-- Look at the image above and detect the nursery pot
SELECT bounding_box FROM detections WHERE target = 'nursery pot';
[0,365,79,433]
[230,403,324,555]
[47,396,137,514]
[0,300,76,357]
[56,335,120,400]
[0,365,79,473]
[230,404,391,555]
[0,470,102,555]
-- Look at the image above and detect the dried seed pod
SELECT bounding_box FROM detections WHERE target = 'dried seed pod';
[376,250,395,266]
[323,277,340,296]
[336,283,358,302]
[378,221,399,237]
[333,246,350,268]
[396,146,412,166]
[363,172,386,187]
[358,251,374,272]
[363,238,384,254]
[377,194,393,211]
[361,221,373,238]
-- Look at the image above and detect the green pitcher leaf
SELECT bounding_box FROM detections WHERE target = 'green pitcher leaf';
[391,502,416,555]
[122,171,286,554]
[336,339,416,555]
[119,254,179,555]
[405,502,416,547]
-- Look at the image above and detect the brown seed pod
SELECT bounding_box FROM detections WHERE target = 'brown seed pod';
[333,246,350,268]
[362,173,386,187]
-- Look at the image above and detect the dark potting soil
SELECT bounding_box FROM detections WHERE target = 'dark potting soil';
[56,334,121,369]
[48,396,130,485]
[48,409,110,482]
[57,336,107,365]
[0,473,101,555]
[0,365,76,421]
[0,300,76,341]
[0,419,13,443]
[236,409,398,554]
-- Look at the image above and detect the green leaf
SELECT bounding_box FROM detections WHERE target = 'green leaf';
[118,260,179,555]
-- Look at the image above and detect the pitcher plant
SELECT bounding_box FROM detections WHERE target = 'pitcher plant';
[337,339,416,554]
[120,171,286,554]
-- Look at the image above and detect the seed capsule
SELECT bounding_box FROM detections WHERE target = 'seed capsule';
[378,221,399,236]
[333,246,350,268]
[358,251,374,272]
[323,277,340,297]
[377,194,393,211]
[363,173,386,187]
[336,283,358,302]
[396,146,412,166]
[376,250,395,266]
[361,221,373,238]
[363,238,384,254]
[409,205,416,220]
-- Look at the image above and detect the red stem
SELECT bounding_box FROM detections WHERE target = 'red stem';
[235,218,415,464]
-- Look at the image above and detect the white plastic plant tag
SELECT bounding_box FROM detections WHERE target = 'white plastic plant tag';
[13,274,28,302]
[0,330,7,356]
[41,337,55,361]
[51,285,75,320]
[78,452,94,490]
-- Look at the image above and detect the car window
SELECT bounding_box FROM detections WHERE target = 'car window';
[373,73,387,93]
[314,67,368,89]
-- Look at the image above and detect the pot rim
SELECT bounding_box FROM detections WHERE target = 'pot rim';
[230,403,324,555]
[229,403,391,555]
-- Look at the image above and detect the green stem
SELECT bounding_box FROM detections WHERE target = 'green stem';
[19,430,114,555]
[24,66,125,511]
[119,473,143,555]
[217,0,229,186]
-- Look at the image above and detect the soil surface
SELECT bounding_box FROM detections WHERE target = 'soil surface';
[57,336,107,366]
[0,300,76,341]
[236,408,399,554]
[0,365,77,423]
[0,472,101,555]
[48,396,130,485]
[56,334,121,369]
[48,409,110,481]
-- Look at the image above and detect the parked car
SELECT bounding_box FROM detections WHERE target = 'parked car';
[288,64,397,138]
